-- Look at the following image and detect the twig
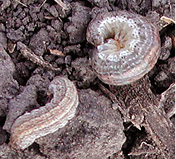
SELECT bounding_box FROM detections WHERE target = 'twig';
[15,0,27,7]
[98,83,118,103]
[17,42,61,72]
[39,0,47,8]
[54,0,67,10]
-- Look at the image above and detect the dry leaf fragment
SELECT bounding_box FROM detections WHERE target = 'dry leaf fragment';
[49,49,65,56]
[54,0,67,10]
[161,16,175,24]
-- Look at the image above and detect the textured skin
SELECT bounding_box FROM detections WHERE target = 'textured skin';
[10,77,78,150]
[87,10,161,85]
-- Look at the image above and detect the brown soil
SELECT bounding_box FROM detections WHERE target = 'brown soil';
[0,0,175,159]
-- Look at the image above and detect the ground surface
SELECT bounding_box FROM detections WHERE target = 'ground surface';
[0,0,175,159]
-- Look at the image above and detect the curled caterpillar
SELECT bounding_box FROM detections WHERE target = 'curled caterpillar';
[10,77,78,149]
[87,10,161,85]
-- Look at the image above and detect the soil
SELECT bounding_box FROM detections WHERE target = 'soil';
[0,0,175,159]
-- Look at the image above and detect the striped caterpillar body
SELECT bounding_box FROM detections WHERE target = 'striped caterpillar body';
[87,10,161,85]
[10,77,78,150]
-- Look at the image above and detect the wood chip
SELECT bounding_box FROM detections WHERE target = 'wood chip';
[49,49,65,56]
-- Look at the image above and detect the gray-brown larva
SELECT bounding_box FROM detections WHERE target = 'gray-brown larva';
[9,77,78,150]
[87,10,161,85]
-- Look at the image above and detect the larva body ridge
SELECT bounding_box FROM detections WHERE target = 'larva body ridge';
[87,10,161,85]
[10,77,79,150]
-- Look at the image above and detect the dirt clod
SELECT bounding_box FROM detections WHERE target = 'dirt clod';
[36,89,126,159]
[66,2,91,44]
